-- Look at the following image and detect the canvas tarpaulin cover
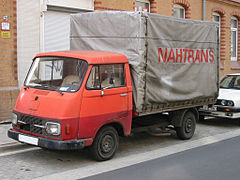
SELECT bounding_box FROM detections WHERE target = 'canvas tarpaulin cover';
[70,11,219,113]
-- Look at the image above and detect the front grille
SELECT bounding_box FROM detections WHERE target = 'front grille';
[215,99,222,105]
[18,114,45,135]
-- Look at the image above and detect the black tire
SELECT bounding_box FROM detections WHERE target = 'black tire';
[90,126,119,161]
[175,111,196,140]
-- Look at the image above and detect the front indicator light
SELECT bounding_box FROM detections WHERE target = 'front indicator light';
[46,122,60,136]
[12,113,18,125]
[65,124,70,135]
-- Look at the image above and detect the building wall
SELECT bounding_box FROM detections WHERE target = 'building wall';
[95,0,134,11]
[0,0,19,121]
[206,0,240,77]
[94,0,240,78]
[17,0,41,88]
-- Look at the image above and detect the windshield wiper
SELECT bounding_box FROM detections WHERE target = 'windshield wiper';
[48,86,64,96]
[31,85,64,95]
[56,89,64,96]
[32,85,48,89]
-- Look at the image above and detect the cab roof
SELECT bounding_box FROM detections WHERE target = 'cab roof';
[35,50,128,64]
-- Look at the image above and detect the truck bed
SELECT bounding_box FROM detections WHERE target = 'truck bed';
[70,11,219,115]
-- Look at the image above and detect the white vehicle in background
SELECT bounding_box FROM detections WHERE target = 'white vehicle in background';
[200,74,240,121]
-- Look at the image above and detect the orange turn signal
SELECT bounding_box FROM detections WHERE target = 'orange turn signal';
[225,109,230,112]
[65,124,70,135]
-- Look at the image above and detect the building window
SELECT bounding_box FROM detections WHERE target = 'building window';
[212,12,221,65]
[173,4,185,19]
[135,0,150,12]
[212,12,221,39]
[212,12,221,23]
[231,17,238,61]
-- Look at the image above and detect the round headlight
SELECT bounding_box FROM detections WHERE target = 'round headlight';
[12,113,18,125]
[227,100,234,106]
[221,100,227,106]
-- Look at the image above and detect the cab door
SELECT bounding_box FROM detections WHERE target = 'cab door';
[78,64,131,139]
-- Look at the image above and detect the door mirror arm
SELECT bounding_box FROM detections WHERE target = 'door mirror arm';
[101,86,113,96]
[101,89,104,96]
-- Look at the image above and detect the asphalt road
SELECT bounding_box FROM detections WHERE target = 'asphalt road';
[1,118,240,180]
[83,135,240,180]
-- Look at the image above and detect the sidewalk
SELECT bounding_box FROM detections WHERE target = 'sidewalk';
[0,120,16,146]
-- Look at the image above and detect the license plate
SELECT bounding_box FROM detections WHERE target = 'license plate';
[19,134,38,146]
[203,105,217,111]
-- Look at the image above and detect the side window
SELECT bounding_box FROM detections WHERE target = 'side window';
[100,64,125,89]
[220,76,234,88]
[86,66,100,89]
[86,64,125,90]
[233,76,240,88]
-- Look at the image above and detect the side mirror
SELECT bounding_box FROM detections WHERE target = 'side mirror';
[101,89,104,96]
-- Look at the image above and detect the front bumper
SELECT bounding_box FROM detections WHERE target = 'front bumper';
[8,129,85,150]
[200,109,240,119]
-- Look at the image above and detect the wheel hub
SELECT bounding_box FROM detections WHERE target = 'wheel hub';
[101,135,113,153]
[185,119,192,133]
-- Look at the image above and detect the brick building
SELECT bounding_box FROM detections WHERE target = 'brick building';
[0,0,18,121]
[0,0,240,121]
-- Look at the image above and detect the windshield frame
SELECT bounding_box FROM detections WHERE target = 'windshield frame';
[24,56,89,93]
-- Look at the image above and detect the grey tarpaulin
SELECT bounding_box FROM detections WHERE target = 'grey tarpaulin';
[70,11,219,114]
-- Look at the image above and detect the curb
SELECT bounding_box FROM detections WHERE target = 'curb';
[0,142,38,157]
[0,142,20,149]
[0,119,12,126]
[0,122,15,147]
[0,120,11,125]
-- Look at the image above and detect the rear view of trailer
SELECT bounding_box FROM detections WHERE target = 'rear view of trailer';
[70,11,219,115]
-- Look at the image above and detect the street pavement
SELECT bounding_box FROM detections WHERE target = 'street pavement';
[0,118,240,180]
[0,121,16,146]
[83,135,240,180]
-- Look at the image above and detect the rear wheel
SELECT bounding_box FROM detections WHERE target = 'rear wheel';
[90,126,119,161]
[175,111,196,140]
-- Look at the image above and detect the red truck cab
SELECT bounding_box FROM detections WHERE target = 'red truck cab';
[8,50,133,160]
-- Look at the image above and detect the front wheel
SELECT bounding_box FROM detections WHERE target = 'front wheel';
[90,126,119,161]
[175,111,196,140]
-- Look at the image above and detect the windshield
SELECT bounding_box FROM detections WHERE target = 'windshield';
[220,75,240,90]
[25,57,88,92]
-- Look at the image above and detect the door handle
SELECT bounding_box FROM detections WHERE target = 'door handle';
[120,93,128,97]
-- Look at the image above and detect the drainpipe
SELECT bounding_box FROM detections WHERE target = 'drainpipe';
[202,0,206,21]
